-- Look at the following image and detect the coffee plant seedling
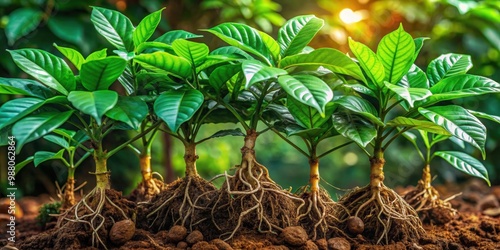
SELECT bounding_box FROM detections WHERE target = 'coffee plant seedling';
[16,129,92,210]
[334,24,500,244]
[204,15,366,239]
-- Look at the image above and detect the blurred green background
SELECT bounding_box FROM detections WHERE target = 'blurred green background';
[1,0,499,199]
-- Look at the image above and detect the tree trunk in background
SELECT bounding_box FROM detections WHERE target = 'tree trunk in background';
[163,133,176,183]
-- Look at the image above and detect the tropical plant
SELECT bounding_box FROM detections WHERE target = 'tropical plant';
[15,129,92,210]
[203,14,366,239]
[334,25,500,244]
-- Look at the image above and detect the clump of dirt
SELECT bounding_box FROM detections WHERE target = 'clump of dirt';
[141,175,217,232]
[127,178,165,202]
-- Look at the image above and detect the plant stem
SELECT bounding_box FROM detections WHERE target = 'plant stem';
[184,142,198,177]
[370,147,385,189]
[140,152,152,182]
[63,167,76,209]
[422,164,432,189]
[309,158,320,194]
[94,149,109,189]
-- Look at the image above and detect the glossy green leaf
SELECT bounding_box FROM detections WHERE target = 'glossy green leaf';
[333,96,383,126]
[427,53,472,86]
[133,8,164,47]
[258,30,280,61]
[134,51,192,79]
[118,64,135,95]
[80,56,127,91]
[280,48,366,82]
[278,15,324,57]
[67,90,118,125]
[43,134,69,149]
[136,41,173,54]
[154,89,204,132]
[419,105,486,158]
[287,97,334,129]
[398,64,429,89]
[210,46,253,60]
[34,149,65,167]
[468,110,500,124]
[86,48,108,61]
[427,75,500,105]
[385,82,431,107]
[91,6,134,51]
[413,37,429,61]
[243,61,287,88]
[105,97,148,130]
[203,23,274,65]
[8,49,75,95]
[13,111,73,151]
[376,24,415,84]
[172,39,209,66]
[387,117,451,135]
[0,78,53,99]
[47,15,85,46]
[54,44,85,70]
[209,64,241,94]
[15,156,34,175]
[155,30,202,45]
[205,128,245,141]
[5,8,43,45]
[278,74,332,115]
[0,98,45,129]
[333,111,376,147]
[434,151,490,186]
[348,37,385,87]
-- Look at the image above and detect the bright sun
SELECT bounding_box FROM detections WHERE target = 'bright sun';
[339,8,363,24]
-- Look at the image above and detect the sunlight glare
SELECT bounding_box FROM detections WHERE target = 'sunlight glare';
[339,8,363,24]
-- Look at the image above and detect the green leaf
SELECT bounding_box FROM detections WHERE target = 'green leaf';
[333,111,376,147]
[154,89,204,132]
[280,48,366,82]
[387,117,451,135]
[205,128,245,141]
[136,41,173,54]
[118,64,135,95]
[13,111,73,151]
[413,37,429,61]
[348,37,385,87]
[427,75,500,105]
[203,23,274,65]
[34,149,65,167]
[86,48,108,62]
[332,96,383,126]
[210,46,253,60]
[80,56,127,90]
[0,78,53,99]
[209,64,241,94]
[468,110,500,124]
[278,15,324,57]
[54,44,85,70]
[7,49,76,95]
[43,134,69,149]
[258,30,280,62]
[0,98,45,130]
[398,64,429,89]
[91,6,134,51]
[427,53,472,86]
[419,105,486,158]
[67,90,118,125]
[242,61,287,88]
[105,97,148,130]
[155,30,202,45]
[133,8,164,47]
[71,130,90,146]
[52,129,76,139]
[384,82,431,108]
[15,156,34,175]
[172,39,210,66]
[434,151,490,186]
[278,74,333,115]
[5,8,43,45]
[47,15,85,46]
[376,24,415,84]
[287,97,334,129]
[134,51,192,79]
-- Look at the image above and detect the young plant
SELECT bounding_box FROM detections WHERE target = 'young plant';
[334,25,500,244]
[204,15,366,239]
[402,130,490,222]
[17,129,92,210]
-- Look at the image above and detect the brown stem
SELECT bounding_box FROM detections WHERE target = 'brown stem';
[184,143,198,177]
[370,149,385,189]
[62,176,75,210]
[140,153,153,183]
[94,153,110,189]
[241,129,257,162]
[309,159,320,194]
[422,164,431,188]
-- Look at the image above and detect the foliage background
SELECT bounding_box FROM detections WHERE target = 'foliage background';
[1,0,499,198]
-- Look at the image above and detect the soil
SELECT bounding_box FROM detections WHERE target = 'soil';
[1,179,500,249]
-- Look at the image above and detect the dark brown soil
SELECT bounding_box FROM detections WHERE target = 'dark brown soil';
[2,180,500,249]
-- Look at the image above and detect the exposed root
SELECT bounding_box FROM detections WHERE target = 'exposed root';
[144,175,216,232]
[128,178,165,202]
[337,184,425,245]
[55,188,135,249]
[210,160,304,241]
[403,180,458,224]
[296,186,344,240]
